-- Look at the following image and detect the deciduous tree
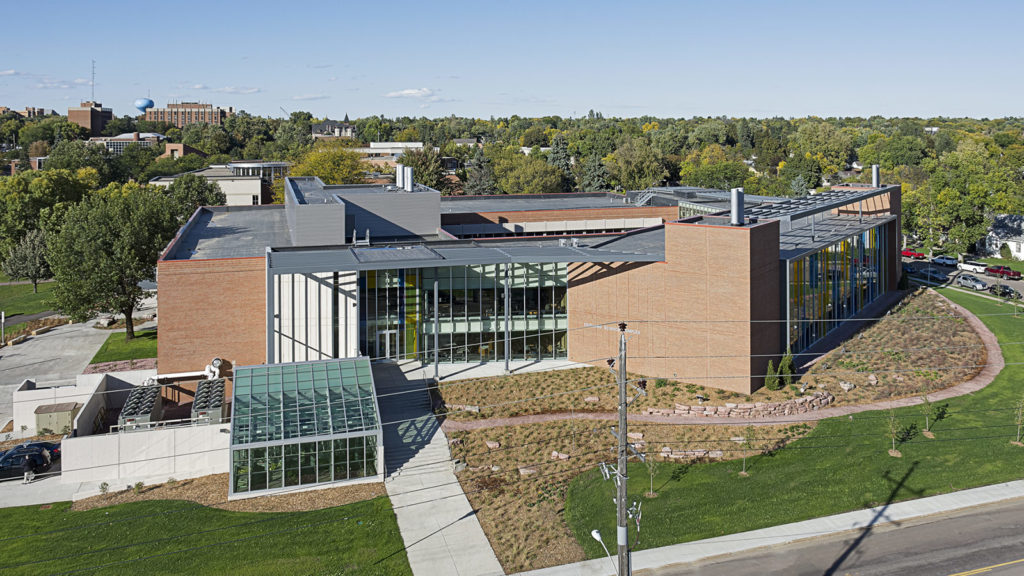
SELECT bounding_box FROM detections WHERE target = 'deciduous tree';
[47,185,179,340]
[2,230,50,292]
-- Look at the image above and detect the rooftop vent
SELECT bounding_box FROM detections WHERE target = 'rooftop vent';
[395,163,404,188]
[730,187,745,226]
[871,164,880,188]
[403,166,414,192]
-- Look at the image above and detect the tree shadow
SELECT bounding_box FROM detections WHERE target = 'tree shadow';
[655,462,693,492]
[822,461,923,576]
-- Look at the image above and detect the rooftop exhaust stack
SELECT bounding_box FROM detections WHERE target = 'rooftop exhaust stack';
[403,166,414,192]
[730,187,745,226]
[395,163,404,188]
[871,164,880,188]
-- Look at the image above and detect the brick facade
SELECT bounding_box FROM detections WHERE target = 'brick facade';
[567,219,781,394]
[157,257,266,377]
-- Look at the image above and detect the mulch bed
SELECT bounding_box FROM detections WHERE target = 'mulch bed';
[71,473,386,513]
[83,358,158,374]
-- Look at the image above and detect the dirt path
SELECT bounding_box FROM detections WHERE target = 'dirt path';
[441,292,1005,433]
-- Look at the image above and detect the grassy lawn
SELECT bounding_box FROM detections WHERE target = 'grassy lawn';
[0,496,410,575]
[0,282,54,317]
[978,256,1022,272]
[565,288,1024,559]
[90,328,158,364]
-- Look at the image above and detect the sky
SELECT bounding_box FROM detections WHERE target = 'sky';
[1,0,1021,120]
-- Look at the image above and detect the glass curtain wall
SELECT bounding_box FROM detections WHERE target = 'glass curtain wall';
[787,224,889,353]
[359,263,569,363]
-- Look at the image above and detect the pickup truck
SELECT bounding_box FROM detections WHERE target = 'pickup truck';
[957,260,988,274]
[984,265,1022,280]
[901,249,925,259]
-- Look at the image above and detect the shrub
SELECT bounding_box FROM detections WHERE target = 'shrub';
[779,349,795,388]
[99,482,109,495]
[764,359,781,391]
[1000,243,1013,260]
[133,481,144,495]
[166,477,178,488]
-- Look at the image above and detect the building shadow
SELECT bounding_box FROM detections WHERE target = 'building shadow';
[373,363,442,478]
[822,461,922,576]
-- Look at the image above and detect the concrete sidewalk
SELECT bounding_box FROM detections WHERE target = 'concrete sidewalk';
[375,364,504,576]
[515,479,1024,576]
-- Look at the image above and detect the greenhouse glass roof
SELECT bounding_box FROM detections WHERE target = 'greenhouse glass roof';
[231,357,380,446]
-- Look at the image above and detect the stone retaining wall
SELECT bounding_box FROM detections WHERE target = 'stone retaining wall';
[643,391,836,418]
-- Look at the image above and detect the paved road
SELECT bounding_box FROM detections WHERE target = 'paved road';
[904,257,1023,296]
[3,310,57,329]
[644,497,1024,576]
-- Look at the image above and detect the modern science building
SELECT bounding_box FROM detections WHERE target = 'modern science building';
[158,171,901,403]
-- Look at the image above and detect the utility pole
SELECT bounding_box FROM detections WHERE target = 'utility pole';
[616,321,629,576]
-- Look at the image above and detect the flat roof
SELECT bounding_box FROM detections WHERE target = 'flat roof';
[745,186,895,220]
[165,206,291,261]
[440,193,635,214]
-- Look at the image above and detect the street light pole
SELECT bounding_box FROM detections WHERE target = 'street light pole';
[616,321,629,576]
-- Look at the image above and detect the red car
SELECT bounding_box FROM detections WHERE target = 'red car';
[985,265,1022,280]
[901,249,925,260]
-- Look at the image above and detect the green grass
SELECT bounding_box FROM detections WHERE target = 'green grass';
[978,257,1022,272]
[90,328,159,364]
[0,496,411,575]
[566,288,1024,557]
[0,282,54,317]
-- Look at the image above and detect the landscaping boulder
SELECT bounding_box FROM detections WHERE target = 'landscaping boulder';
[627,432,644,440]
[485,440,501,450]
[518,466,538,476]
[584,396,600,403]
[840,381,855,392]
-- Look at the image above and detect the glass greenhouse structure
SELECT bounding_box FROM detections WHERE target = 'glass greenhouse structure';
[230,358,382,496]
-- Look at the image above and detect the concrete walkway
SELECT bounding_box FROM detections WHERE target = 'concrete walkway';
[515,479,1024,576]
[443,291,1003,432]
[375,363,505,576]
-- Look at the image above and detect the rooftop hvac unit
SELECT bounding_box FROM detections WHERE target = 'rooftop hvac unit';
[118,384,164,430]
[191,378,227,424]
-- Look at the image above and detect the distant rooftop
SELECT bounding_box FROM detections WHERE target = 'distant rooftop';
[440,193,635,214]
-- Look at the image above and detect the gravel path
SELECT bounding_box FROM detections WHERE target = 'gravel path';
[441,292,1004,432]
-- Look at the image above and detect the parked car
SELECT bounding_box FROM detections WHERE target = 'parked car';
[35,442,61,460]
[916,267,949,283]
[989,284,1022,299]
[901,249,926,259]
[902,263,916,275]
[930,255,958,267]
[0,444,52,479]
[956,274,987,291]
[957,260,988,274]
[985,265,1022,280]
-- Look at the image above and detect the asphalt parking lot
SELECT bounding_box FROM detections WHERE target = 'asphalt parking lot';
[901,257,1023,295]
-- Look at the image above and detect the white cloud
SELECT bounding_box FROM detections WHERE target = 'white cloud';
[385,87,435,99]
[73,78,89,85]
[0,69,17,76]
[192,83,208,90]
[292,94,329,101]
[383,87,454,104]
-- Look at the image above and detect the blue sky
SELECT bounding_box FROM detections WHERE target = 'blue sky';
[1,0,1020,120]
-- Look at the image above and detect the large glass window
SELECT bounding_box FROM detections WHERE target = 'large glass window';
[786,223,889,352]
[230,358,382,496]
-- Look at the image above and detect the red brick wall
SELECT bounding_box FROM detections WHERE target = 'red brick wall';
[567,219,781,394]
[441,205,678,226]
[157,257,266,376]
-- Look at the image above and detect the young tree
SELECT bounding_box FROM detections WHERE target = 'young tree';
[919,394,936,438]
[165,173,226,222]
[764,359,781,391]
[740,425,757,476]
[779,348,795,388]
[887,408,902,457]
[602,137,668,191]
[1014,395,1024,447]
[644,452,659,498]
[47,185,179,340]
[2,230,50,292]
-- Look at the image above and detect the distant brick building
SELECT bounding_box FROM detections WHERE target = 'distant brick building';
[67,101,113,137]
[145,102,234,128]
